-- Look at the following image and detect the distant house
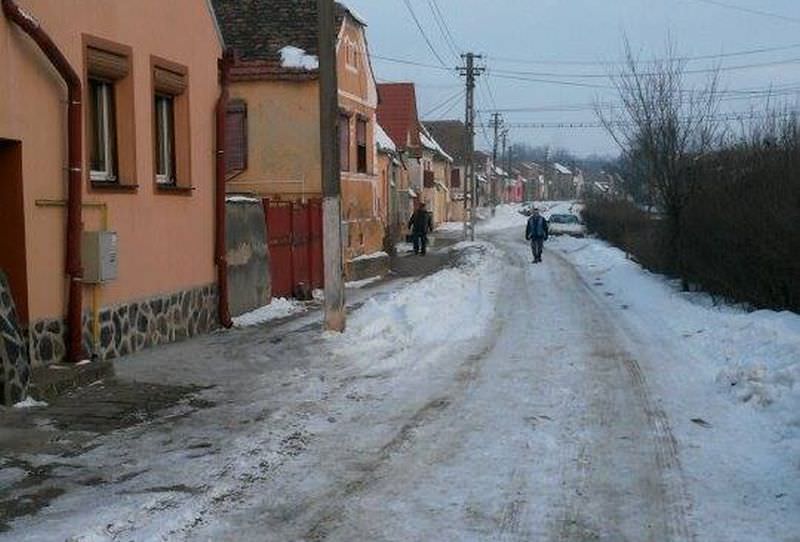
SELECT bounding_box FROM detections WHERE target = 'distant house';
[375,122,408,250]
[424,120,468,222]
[213,0,386,278]
[376,83,452,227]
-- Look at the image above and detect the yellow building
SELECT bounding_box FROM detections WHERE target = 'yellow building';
[213,0,387,279]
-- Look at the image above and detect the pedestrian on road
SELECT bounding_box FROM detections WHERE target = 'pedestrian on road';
[409,202,434,256]
[525,207,549,263]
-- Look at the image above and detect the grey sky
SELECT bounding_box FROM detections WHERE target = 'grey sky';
[346,0,800,157]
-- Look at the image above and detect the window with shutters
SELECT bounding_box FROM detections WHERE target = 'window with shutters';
[84,36,135,191]
[451,168,461,188]
[356,117,368,174]
[339,114,350,172]
[226,101,247,177]
[151,57,191,192]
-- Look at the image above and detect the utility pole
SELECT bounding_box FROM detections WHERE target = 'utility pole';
[490,112,502,211]
[459,52,484,242]
[318,0,345,332]
[501,129,508,204]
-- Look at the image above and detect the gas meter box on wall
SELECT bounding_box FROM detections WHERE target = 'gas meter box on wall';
[81,231,118,284]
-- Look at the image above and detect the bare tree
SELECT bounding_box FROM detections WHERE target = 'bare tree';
[596,38,723,279]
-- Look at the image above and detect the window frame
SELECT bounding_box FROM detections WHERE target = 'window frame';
[150,56,192,194]
[154,93,176,186]
[339,113,351,172]
[83,35,136,193]
[88,77,118,183]
[356,117,368,174]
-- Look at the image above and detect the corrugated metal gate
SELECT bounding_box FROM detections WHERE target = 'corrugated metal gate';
[264,199,324,299]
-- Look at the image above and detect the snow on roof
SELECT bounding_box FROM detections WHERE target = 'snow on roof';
[375,123,396,153]
[279,46,319,70]
[419,127,453,162]
[340,3,368,26]
[493,165,507,176]
[553,162,572,175]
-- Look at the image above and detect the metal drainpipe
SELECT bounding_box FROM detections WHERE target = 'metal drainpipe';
[215,52,233,329]
[2,0,85,363]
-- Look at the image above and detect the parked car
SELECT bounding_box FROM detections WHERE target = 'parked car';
[548,213,586,237]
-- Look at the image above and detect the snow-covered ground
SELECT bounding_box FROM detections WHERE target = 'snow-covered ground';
[232,298,308,327]
[2,202,797,541]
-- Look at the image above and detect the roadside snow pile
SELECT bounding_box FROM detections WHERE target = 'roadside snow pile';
[346,276,383,289]
[279,45,319,70]
[477,204,527,232]
[437,221,465,232]
[330,242,502,369]
[232,298,307,327]
[553,235,800,437]
[13,397,48,409]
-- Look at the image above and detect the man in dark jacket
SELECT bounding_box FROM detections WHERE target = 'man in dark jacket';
[408,203,434,255]
[525,207,549,263]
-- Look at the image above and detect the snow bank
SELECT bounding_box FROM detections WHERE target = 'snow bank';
[232,298,307,327]
[350,251,389,263]
[553,235,800,438]
[13,397,48,409]
[329,242,502,369]
[476,204,527,232]
[346,276,383,289]
[279,46,319,70]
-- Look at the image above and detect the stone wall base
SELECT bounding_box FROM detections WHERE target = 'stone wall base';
[1,271,30,406]
[29,284,219,367]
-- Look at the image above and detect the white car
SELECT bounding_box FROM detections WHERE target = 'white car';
[548,213,586,237]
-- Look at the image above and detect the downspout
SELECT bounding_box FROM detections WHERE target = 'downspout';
[2,0,85,363]
[215,52,233,329]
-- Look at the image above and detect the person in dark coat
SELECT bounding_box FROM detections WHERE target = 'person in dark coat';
[525,207,549,263]
[408,203,434,255]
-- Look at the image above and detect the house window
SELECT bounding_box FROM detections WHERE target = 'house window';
[226,100,247,176]
[451,168,461,188]
[85,39,134,190]
[152,59,190,191]
[356,118,368,173]
[154,94,176,185]
[339,114,350,172]
[89,79,117,182]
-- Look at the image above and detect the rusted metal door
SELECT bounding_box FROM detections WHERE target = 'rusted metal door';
[264,200,324,299]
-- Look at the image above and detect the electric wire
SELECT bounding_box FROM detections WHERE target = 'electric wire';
[400,0,450,68]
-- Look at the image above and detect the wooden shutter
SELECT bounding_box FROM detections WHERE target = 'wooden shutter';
[226,102,247,175]
[87,47,129,80]
[154,67,187,95]
[423,170,435,188]
[339,115,350,171]
[450,168,461,188]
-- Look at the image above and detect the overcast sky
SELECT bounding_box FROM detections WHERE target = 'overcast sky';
[346,0,800,157]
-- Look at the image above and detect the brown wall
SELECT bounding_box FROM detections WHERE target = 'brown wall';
[0,0,222,324]
[0,140,28,323]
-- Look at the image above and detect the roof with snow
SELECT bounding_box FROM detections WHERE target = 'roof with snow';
[553,162,573,175]
[419,126,453,162]
[376,83,422,150]
[375,123,396,153]
[423,120,466,163]
[212,0,362,80]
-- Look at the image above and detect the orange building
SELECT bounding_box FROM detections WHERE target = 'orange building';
[213,0,387,279]
[0,0,225,368]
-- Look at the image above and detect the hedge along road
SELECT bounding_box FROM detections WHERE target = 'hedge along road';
[188,228,695,541]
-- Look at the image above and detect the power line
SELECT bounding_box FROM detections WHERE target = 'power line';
[400,0,450,68]
[430,0,462,54]
[422,88,466,117]
[490,56,800,80]
[487,41,800,67]
[426,0,460,60]
[687,0,800,25]
[371,53,454,72]
[487,72,616,90]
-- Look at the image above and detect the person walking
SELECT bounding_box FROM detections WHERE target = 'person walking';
[408,202,434,256]
[525,207,549,263]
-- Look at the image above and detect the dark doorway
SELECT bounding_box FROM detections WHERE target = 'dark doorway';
[0,139,29,324]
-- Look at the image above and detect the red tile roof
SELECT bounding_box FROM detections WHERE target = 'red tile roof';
[376,83,421,151]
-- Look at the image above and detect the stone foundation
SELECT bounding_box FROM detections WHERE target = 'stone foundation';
[0,271,30,406]
[29,284,219,367]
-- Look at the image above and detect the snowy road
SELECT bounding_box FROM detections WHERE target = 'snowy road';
[3,210,798,541]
